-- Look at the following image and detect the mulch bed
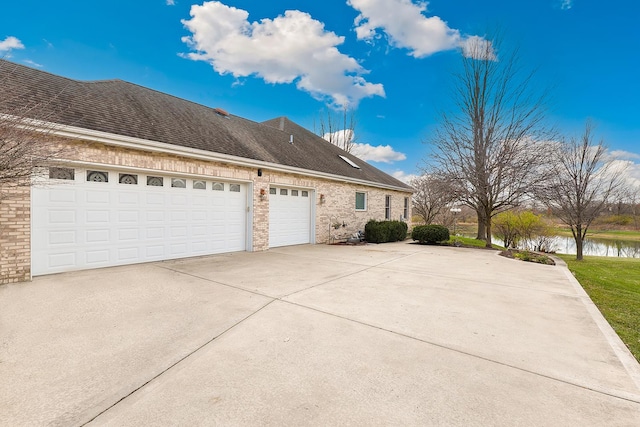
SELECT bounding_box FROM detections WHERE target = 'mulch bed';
[499,249,556,265]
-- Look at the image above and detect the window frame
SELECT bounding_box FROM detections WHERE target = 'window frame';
[385,195,391,220]
[355,191,367,211]
[403,197,410,220]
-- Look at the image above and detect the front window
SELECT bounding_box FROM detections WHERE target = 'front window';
[355,192,367,211]
[404,197,409,220]
[385,195,391,219]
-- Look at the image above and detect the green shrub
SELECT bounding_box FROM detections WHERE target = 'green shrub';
[364,220,408,243]
[412,225,450,244]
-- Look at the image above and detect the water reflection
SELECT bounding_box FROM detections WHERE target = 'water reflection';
[550,236,640,258]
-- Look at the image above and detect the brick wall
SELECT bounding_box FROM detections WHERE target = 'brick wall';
[0,185,31,283]
[314,181,411,243]
[0,138,412,284]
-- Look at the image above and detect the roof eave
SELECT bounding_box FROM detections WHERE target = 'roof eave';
[23,117,412,193]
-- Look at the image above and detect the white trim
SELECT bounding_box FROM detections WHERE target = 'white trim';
[355,191,368,211]
[8,114,411,193]
[47,159,254,185]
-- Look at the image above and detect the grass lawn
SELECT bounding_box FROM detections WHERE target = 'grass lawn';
[558,254,640,362]
[446,235,504,250]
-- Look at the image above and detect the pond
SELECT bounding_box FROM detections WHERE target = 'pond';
[549,236,640,258]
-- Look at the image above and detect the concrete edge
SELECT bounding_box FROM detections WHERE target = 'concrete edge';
[552,255,640,391]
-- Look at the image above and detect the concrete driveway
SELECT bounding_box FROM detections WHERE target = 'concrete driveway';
[1,242,639,426]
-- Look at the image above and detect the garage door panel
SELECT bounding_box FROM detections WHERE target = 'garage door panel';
[118,192,140,204]
[48,210,76,224]
[86,210,109,223]
[118,210,139,223]
[87,191,110,204]
[147,211,164,222]
[146,227,164,239]
[146,246,164,258]
[86,229,110,243]
[49,252,76,269]
[32,168,248,275]
[86,249,109,264]
[49,188,76,203]
[118,247,139,261]
[118,228,139,241]
[146,193,164,204]
[49,230,76,245]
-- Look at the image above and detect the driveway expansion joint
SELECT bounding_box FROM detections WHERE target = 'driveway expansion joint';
[278,300,640,406]
[80,299,276,426]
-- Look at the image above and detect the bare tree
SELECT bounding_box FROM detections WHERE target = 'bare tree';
[410,175,455,224]
[314,106,358,153]
[0,60,67,200]
[425,33,552,247]
[539,122,625,260]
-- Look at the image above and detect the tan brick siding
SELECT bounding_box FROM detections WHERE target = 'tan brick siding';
[0,185,31,283]
[0,138,412,284]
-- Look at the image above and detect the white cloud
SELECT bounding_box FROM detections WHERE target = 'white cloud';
[181,1,385,107]
[321,129,405,163]
[0,36,24,53]
[167,0,176,5]
[603,150,640,190]
[323,129,354,146]
[23,59,43,68]
[460,35,496,60]
[391,170,418,184]
[351,142,406,163]
[609,150,640,161]
[348,0,487,58]
[560,0,573,10]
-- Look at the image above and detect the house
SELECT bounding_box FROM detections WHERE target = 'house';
[0,60,412,284]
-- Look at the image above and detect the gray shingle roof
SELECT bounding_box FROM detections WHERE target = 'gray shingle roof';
[0,60,411,190]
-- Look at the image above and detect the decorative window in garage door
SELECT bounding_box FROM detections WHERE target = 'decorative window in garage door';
[171,178,186,188]
[49,167,74,180]
[87,170,108,182]
[230,184,241,192]
[193,180,206,190]
[147,176,163,186]
[212,182,224,191]
[119,174,138,185]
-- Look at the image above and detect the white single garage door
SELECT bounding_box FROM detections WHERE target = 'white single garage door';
[32,166,248,276]
[269,186,312,247]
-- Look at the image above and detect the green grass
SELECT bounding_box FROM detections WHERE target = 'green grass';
[558,254,640,362]
[445,235,504,250]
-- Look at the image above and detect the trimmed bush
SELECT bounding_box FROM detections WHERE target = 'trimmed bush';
[412,225,450,244]
[364,220,408,243]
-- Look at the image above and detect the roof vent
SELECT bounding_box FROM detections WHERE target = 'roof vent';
[213,107,229,117]
[289,134,294,144]
[339,155,360,169]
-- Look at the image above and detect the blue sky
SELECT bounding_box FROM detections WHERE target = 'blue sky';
[1,0,639,183]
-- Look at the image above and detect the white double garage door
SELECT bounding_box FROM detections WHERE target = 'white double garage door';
[32,166,312,276]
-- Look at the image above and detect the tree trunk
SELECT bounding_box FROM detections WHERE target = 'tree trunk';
[576,237,583,260]
[575,225,583,260]
[476,210,486,240]
[484,212,493,248]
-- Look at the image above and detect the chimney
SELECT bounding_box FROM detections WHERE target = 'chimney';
[213,107,229,117]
